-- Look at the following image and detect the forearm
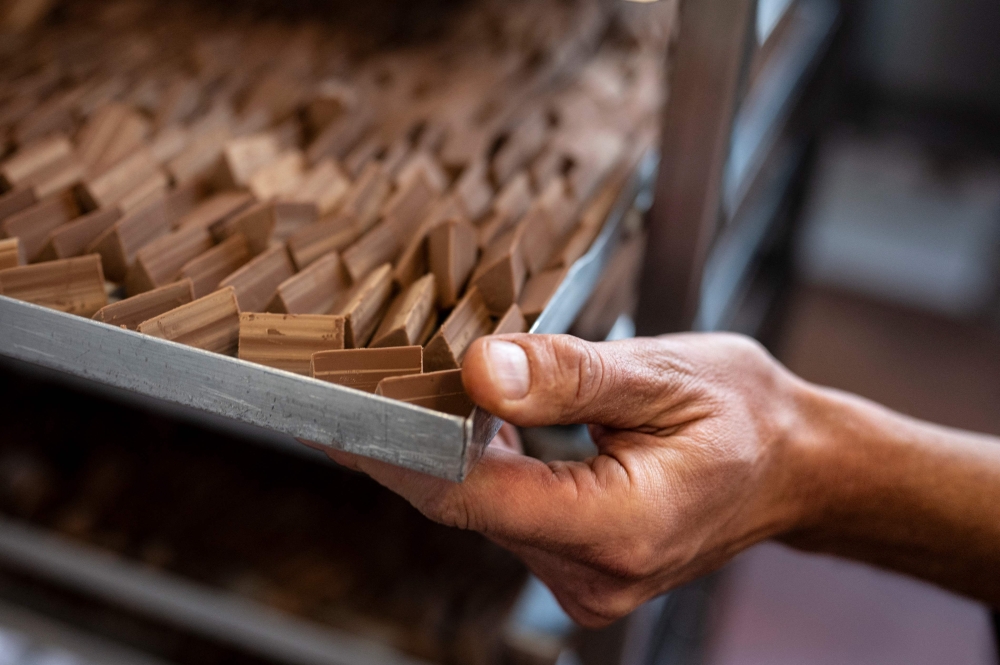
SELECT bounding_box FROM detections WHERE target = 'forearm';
[782,382,1000,605]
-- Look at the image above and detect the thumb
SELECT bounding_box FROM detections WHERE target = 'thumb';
[462,334,681,429]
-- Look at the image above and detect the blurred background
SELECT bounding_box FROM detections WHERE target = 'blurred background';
[0,0,997,663]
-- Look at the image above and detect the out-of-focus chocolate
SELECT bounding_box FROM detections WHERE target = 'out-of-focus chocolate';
[179,233,252,298]
[282,159,350,217]
[370,273,437,349]
[452,160,493,222]
[238,313,345,375]
[288,217,360,270]
[470,228,527,316]
[40,207,122,261]
[424,287,493,372]
[376,370,475,417]
[306,107,373,164]
[477,172,533,249]
[311,345,422,394]
[428,218,478,308]
[248,150,305,201]
[1,195,78,262]
[396,152,449,196]
[337,161,391,234]
[519,266,568,325]
[87,196,171,282]
[492,303,528,335]
[219,245,295,313]
[217,132,280,189]
[0,254,107,317]
[393,197,466,289]
[126,226,214,296]
[335,263,394,348]
[93,279,195,330]
[0,238,22,270]
[212,201,276,256]
[138,286,241,356]
[0,189,38,223]
[78,148,167,211]
[492,110,548,187]
[0,134,72,190]
[271,251,350,315]
[175,191,255,232]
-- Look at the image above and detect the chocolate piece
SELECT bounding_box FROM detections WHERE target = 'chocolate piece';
[516,207,559,276]
[154,78,200,130]
[338,161,391,234]
[395,152,449,195]
[271,252,351,315]
[150,124,190,165]
[40,207,122,261]
[492,109,547,186]
[138,286,241,356]
[167,123,231,185]
[470,228,527,316]
[492,171,533,221]
[271,201,320,242]
[77,103,150,172]
[211,201,276,255]
[424,287,493,372]
[93,279,195,330]
[341,221,404,283]
[0,254,107,317]
[428,218,478,307]
[392,197,466,289]
[311,346,422,394]
[0,237,23,270]
[162,182,202,226]
[248,150,305,200]
[0,188,38,223]
[126,226,214,296]
[335,263,394,348]
[0,134,72,189]
[87,197,171,282]
[287,217,361,270]
[492,304,527,335]
[370,274,437,349]
[217,132,280,189]
[238,313,346,375]
[179,234,252,298]
[175,191,255,231]
[376,370,475,417]
[343,135,385,178]
[381,170,437,236]
[283,159,350,216]
[1,195,78,262]
[219,245,295,313]
[452,161,493,221]
[305,79,357,134]
[306,108,373,164]
[78,149,167,211]
[518,267,568,325]
[22,154,85,201]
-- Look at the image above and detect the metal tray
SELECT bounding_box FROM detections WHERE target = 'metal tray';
[0,151,658,482]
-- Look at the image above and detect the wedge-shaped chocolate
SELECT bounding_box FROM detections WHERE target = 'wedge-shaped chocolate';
[517,207,559,276]
[167,123,231,186]
[395,152,449,196]
[306,107,373,164]
[271,252,350,315]
[248,150,305,200]
[40,207,121,261]
[376,370,475,417]
[238,313,346,375]
[93,279,195,330]
[492,109,547,186]
[335,263,395,348]
[452,161,493,222]
[271,201,320,242]
[493,303,528,335]
[287,217,361,270]
[338,161,391,234]
[311,346,422,394]
[370,274,437,349]
[0,134,72,190]
[282,159,350,216]
[175,191,255,232]
[1,195,78,262]
[0,254,107,317]
[341,222,402,283]
[138,287,241,355]
[0,238,22,270]
[87,197,171,282]
[470,228,527,316]
[424,287,493,372]
[428,218,478,308]
[217,132,280,189]
[21,154,86,202]
[77,103,150,172]
[126,226,214,296]
[78,149,167,211]
[381,170,437,237]
[519,267,568,326]
[179,234,252,298]
[211,201,276,256]
[0,189,38,223]
[219,245,295,313]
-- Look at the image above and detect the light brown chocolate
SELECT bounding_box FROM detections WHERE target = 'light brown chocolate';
[306,107,373,164]
[335,263,395,348]
[492,109,547,187]
[238,313,346,375]
[1,195,78,262]
[428,218,478,308]
[0,237,23,270]
[126,226,214,296]
[470,228,527,316]
[0,254,107,317]
[341,222,402,284]
[211,201,276,255]
[392,197,466,289]
[519,267,568,325]
[219,245,296,314]
[337,161,391,234]
[22,154,85,201]
[381,170,437,236]
[287,217,361,270]
[40,207,122,261]
[283,159,350,216]
[175,191,255,232]
[271,252,351,315]
[93,279,195,330]
[0,188,38,223]
[0,134,72,189]
[424,287,493,372]
[376,370,475,417]
[370,273,437,349]
[217,132,280,189]
[248,150,305,200]
[78,149,166,211]
[77,103,150,172]
[492,304,528,335]
[311,346,422,394]
[395,152,449,195]
[178,234,252,298]
[138,286,241,356]
[452,161,493,222]
[87,197,171,282]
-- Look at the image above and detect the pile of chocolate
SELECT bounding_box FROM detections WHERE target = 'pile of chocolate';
[0,0,677,414]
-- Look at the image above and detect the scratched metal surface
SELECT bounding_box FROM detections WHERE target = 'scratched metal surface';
[0,151,657,482]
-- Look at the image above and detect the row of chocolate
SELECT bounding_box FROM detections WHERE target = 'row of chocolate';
[0,0,676,415]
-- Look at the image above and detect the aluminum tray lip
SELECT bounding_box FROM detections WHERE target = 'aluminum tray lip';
[0,149,659,482]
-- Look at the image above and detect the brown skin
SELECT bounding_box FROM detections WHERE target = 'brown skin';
[327,333,1000,628]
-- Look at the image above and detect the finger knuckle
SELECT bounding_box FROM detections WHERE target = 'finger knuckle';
[550,336,607,418]
[423,489,477,531]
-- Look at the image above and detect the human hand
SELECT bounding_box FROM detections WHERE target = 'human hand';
[327,333,816,627]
